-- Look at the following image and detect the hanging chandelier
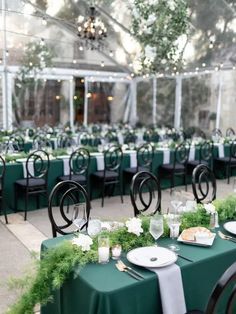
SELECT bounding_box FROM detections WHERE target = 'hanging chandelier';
[77,7,107,50]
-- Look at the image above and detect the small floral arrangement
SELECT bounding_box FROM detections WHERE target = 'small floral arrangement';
[125,217,143,236]
[72,234,93,251]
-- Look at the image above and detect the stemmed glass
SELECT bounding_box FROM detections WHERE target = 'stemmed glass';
[72,203,87,232]
[167,199,182,251]
[149,214,164,241]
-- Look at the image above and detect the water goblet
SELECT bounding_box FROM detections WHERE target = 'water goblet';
[72,203,87,232]
[149,214,164,241]
[167,213,181,251]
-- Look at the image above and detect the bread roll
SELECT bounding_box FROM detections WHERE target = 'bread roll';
[181,227,212,241]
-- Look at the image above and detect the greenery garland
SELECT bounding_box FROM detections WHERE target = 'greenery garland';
[7,194,236,314]
[130,0,189,73]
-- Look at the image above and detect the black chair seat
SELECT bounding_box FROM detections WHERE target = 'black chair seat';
[160,163,185,171]
[186,311,203,314]
[92,170,118,180]
[188,160,208,167]
[215,157,236,163]
[15,178,46,188]
[123,166,148,174]
[58,174,86,184]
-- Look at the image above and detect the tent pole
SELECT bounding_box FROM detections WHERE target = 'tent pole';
[84,78,88,126]
[216,73,222,129]
[152,77,157,126]
[69,78,74,131]
[174,76,182,129]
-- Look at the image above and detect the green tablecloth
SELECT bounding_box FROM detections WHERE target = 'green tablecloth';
[41,229,236,314]
[1,144,233,213]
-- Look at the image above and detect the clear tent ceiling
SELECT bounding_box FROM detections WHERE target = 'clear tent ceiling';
[1,0,236,73]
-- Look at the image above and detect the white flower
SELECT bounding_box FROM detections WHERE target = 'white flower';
[126,217,143,236]
[168,0,176,11]
[204,203,216,215]
[146,13,156,27]
[72,234,93,251]
[144,45,157,62]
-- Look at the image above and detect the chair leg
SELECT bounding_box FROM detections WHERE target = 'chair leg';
[184,172,188,191]
[101,180,105,207]
[0,198,8,224]
[24,191,28,221]
[119,180,123,204]
[170,173,174,194]
[14,185,18,213]
[227,165,230,184]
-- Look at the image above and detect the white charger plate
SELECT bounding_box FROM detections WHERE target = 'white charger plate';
[127,246,177,268]
[224,221,236,236]
[177,233,216,247]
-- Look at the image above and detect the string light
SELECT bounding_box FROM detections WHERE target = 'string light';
[79,45,83,51]
[42,17,47,26]
[101,61,104,67]
[109,50,113,57]
[209,41,214,49]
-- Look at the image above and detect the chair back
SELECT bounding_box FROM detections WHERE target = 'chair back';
[104,145,123,172]
[226,127,235,138]
[137,143,154,171]
[6,135,24,152]
[26,150,50,181]
[48,180,91,237]
[0,155,6,190]
[33,135,52,150]
[205,261,236,314]
[69,148,90,177]
[230,141,236,159]
[200,141,213,164]
[192,164,216,203]
[130,171,161,216]
[124,132,136,144]
[58,134,75,148]
[212,128,222,138]
[174,142,189,166]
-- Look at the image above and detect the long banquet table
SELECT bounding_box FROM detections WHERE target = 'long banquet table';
[1,143,233,212]
[41,228,236,314]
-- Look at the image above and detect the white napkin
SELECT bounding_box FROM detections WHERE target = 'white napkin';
[218,144,225,158]
[150,264,186,314]
[188,146,195,161]
[96,155,105,171]
[117,132,124,145]
[22,161,34,178]
[129,151,137,168]
[62,157,70,175]
[163,149,170,164]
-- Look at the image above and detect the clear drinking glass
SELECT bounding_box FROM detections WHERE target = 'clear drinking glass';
[149,214,164,241]
[72,204,87,232]
[98,235,110,264]
[167,214,181,251]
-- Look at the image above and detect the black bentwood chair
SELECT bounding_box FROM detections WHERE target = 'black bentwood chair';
[48,180,91,237]
[192,164,216,204]
[91,145,123,207]
[187,261,236,314]
[187,141,213,174]
[58,148,90,195]
[0,155,7,223]
[130,171,161,217]
[14,150,50,220]
[214,141,236,184]
[158,142,190,193]
[226,127,235,138]
[123,143,154,193]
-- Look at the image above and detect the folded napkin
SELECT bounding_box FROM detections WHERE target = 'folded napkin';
[95,154,105,171]
[188,146,195,161]
[149,264,186,314]
[62,157,70,175]
[218,144,225,158]
[163,149,170,164]
[22,161,34,178]
[129,151,137,168]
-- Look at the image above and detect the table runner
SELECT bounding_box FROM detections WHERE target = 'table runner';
[62,157,70,175]
[95,155,105,171]
[22,161,34,178]
[189,147,195,161]
[163,149,170,164]
[218,144,225,158]
[149,263,186,314]
[129,151,137,168]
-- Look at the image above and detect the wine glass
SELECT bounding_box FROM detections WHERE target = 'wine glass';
[72,204,87,232]
[149,214,164,241]
[167,213,181,251]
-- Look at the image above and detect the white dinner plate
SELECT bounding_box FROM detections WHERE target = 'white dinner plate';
[16,158,28,163]
[127,246,177,268]
[224,221,236,236]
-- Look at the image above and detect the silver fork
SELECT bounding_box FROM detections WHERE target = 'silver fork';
[218,231,236,243]
[117,260,144,279]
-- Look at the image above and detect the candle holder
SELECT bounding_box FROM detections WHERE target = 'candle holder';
[98,235,110,264]
[111,244,122,260]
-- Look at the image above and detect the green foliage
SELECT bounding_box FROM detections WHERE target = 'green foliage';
[213,195,236,222]
[8,196,236,314]
[130,0,189,72]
